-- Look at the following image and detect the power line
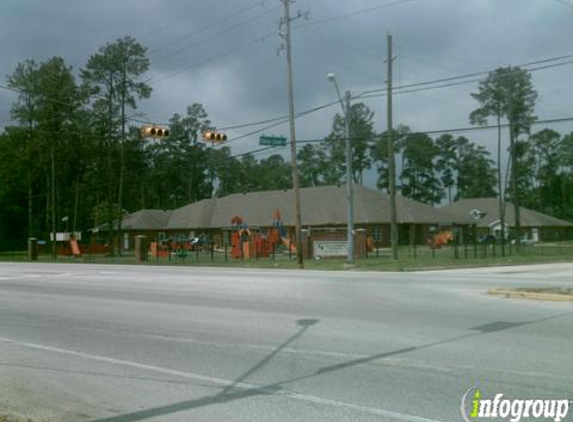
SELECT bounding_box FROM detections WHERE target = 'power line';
[214,53,573,135]
[301,27,386,62]
[4,50,572,148]
[149,2,274,63]
[147,33,272,85]
[357,60,573,101]
[0,141,284,206]
[359,54,573,96]
[309,0,390,54]
[2,116,572,207]
[218,100,341,145]
[292,116,573,144]
[220,100,339,131]
[218,58,573,145]
[220,118,290,146]
[230,145,280,159]
[295,40,383,80]
[551,0,573,9]
[0,84,171,127]
[139,0,235,39]
[293,0,424,30]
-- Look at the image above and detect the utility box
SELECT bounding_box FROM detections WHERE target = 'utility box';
[28,237,38,261]
[134,235,148,262]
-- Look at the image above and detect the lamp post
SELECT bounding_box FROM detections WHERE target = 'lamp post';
[327,73,354,264]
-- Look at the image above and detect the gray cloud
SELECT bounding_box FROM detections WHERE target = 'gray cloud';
[1,0,572,187]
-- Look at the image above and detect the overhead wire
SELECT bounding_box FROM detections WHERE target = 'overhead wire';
[217,100,341,146]
[356,60,573,101]
[292,0,425,30]
[139,0,235,39]
[358,54,573,96]
[4,55,572,140]
[213,54,573,141]
[3,31,573,148]
[7,1,424,132]
[149,2,275,64]
[551,0,573,9]
[147,33,273,85]
[292,116,573,144]
[230,145,281,159]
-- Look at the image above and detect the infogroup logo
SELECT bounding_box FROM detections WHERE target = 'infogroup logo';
[461,387,571,422]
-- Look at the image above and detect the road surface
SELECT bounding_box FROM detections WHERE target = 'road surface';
[0,262,572,422]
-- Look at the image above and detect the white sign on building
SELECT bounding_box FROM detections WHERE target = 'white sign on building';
[313,240,348,258]
[49,232,82,241]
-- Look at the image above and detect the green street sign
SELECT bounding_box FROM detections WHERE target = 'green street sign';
[259,135,287,147]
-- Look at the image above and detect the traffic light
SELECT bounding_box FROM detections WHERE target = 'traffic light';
[202,131,227,142]
[141,125,170,139]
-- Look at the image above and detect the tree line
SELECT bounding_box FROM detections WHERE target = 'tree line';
[1,36,572,252]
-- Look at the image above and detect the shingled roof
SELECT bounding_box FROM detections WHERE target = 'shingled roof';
[210,185,468,227]
[442,198,573,228]
[96,209,172,231]
[103,185,475,232]
[166,198,215,229]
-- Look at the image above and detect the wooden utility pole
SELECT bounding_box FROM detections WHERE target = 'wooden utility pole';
[281,0,304,268]
[344,90,354,263]
[51,137,56,261]
[510,124,521,253]
[497,114,506,256]
[387,34,398,260]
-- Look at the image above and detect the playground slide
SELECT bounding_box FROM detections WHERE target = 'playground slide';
[281,237,297,253]
[70,239,81,256]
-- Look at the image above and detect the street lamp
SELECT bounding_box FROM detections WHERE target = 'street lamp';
[327,73,354,264]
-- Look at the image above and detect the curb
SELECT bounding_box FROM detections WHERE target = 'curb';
[488,288,573,302]
[400,259,573,272]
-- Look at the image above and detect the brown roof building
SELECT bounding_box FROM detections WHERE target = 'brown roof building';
[442,198,573,241]
[102,185,475,249]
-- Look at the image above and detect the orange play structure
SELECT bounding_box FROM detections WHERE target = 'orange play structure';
[56,234,82,257]
[230,215,270,259]
[229,210,296,259]
[271,209,297,254]
[428,230,453,249]
[150,241,170,258]
[70,238,81,257]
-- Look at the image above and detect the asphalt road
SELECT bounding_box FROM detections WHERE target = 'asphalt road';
[0,262,572,422]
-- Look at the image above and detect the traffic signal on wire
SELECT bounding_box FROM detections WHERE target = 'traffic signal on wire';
[141,125,170,139]
[202,131,227,142]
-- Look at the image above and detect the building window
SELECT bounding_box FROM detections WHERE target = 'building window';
[372,226,382,242]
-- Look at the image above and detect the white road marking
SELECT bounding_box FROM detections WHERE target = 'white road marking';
[0,335,446,422]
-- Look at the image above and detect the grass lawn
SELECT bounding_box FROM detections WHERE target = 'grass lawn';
[1,243,572,271]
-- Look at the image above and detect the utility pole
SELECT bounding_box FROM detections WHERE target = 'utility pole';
[510,124,521,253]
[344,90,354,263]
[497,114,505,256]
[50,138,56,261]
[327,73,354,264]
[281,0,304,268]
[387,33,398,260]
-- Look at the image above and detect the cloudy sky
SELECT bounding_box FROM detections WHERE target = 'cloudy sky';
[1,0,572,187]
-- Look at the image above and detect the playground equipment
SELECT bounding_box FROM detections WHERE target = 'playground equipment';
[271,209,297,254]
[229,215,272,259]
[70,235,81,257]
[54,233,83,257]
[228,211,295,260]
[150,235,205,260]
[428,230,453,249]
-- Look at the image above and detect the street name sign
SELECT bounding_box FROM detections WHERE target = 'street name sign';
[259,135,287,147]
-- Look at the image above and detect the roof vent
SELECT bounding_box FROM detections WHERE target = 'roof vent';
[470,209,487,220]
